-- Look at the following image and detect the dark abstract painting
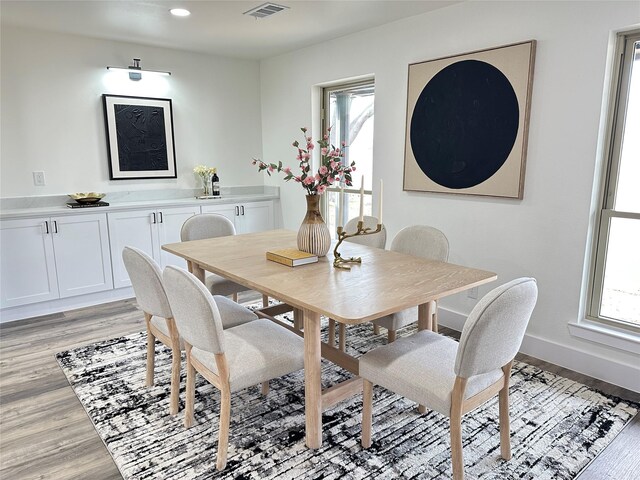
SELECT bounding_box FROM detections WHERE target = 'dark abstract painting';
[103,95,177,179]
[404,41,536,198]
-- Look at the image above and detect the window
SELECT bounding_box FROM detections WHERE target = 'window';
[321,80,375,237]
[588,31,640,332]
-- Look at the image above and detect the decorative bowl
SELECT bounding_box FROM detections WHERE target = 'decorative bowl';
[68,192,106,204]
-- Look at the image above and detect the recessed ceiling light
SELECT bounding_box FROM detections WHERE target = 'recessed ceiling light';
[170,8,190,17]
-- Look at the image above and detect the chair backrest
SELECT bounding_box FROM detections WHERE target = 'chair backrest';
[344,215,387,249]
[122,246,172,319]
[180,213,236,242]
[163,266,226,354]
[454,277,538,379]
[390,225,449,262]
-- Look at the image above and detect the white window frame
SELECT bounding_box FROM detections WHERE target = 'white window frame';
[570,30,640,353]
[320,79,375,225]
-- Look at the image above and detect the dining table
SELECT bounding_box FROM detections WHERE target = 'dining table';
[162,229,497,449]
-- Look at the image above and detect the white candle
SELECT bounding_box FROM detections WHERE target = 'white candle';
[359,175,364,222]
[338,186,344,228]
[378,179,383,225]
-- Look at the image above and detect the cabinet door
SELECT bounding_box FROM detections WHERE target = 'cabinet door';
[108,209,157,288]
[0,217,59,308]
[157,206,200,269]
[237,201,274,234]
[51,213,113,298]
[200,203,238,227]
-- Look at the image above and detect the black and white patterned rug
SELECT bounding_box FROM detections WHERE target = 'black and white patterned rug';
[56,310,638,480]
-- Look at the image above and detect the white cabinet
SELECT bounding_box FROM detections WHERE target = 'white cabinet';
[52,214,113,298]
[0,213,113,308]
[108,205,200,288]
[202,200,274,234]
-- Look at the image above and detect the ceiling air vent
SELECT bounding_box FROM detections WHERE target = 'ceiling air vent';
[243,2,289,19]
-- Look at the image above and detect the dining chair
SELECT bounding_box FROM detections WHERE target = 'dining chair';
[373,225,449,342]
[162,265,305,471]
[360,277,538,480]
[122,246,258,416]
[327,215,387,351]
[181,213,268,306]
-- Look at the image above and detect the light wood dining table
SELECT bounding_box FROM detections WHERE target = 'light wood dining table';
[162,229,497,449]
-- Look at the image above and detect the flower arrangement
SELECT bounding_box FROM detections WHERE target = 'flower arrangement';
[193,165,215,178]
[193,165,216,196]
[252,127,355,195]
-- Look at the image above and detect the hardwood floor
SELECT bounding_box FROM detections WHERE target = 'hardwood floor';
[0,300,638,479]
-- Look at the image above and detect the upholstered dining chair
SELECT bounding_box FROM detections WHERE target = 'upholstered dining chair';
[373,225,449,342]
[344,215,387,249]
[327,215,387,351]
[162,265,305,471]
[360,277,538,480]
[181,213,268,307]
[122,246,258,416]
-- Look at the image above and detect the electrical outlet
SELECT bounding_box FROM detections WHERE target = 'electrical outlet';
[467,286,479,300]
[33,171,46,186]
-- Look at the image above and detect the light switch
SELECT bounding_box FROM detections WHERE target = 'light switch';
[33,171,46,186]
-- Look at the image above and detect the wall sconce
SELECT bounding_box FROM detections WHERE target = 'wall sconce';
[106,58,171,81]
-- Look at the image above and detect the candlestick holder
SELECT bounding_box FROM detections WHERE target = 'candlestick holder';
[333,221,382,270]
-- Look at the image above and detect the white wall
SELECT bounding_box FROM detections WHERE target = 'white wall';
[260,1,640,390]
[0,26,263,197]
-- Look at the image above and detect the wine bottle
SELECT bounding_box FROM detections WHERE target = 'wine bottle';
[211,168,220,196]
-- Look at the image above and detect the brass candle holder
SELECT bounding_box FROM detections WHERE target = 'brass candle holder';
[333,221,383,270]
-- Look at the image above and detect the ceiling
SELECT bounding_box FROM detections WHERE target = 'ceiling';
[0,0,461,60]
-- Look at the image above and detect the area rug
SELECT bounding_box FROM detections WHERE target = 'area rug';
[56,310,638,480]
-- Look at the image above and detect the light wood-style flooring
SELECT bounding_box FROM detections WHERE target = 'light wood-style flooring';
[0,298,638,479]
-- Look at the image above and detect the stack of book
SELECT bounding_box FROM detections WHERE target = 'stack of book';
[66,202,109,208]
[266,249,318,267]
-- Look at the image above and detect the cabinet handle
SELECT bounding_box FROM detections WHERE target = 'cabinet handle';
[235,206,240,216]
[151,212,156,224]
[53,220,58,233]
[241,205,245,216]
[159,211,163,223]
[44,221,49,234]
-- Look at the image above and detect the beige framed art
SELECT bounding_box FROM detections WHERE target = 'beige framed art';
[403,40,536,198]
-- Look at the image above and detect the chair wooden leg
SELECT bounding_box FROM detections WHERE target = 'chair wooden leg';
[328,319,336,347]
[261,381,269,396]
[362,379,373,448]
[293,308,303,330]
[432,300,439,333]
[450,415,464,480]
[232,292,238,303]
[262,294,269,307]
[339,323,346,351]
[144,313,155,387]
[499,362,513,460]
[216,388,231,471]
[168,318,181,416]
[184,344,195,428]
[450,377,467,480]
[418,404,427,414]
[373,324,381,335]
[387,329,396,343]
[169,346,181,415]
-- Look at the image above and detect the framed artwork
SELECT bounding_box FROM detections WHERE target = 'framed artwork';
[403,41,536,198]
[102,94,177,180]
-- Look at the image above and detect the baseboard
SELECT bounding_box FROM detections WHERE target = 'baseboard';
[0,287,134,323]
[438,307,640,393]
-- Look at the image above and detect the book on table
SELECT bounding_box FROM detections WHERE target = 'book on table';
[266,249,318,267]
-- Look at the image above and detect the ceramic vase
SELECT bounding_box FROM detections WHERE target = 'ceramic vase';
[297,195,331,257]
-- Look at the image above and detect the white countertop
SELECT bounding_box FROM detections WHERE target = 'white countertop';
[0,187,279,219]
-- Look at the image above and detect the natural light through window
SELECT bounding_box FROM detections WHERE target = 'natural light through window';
[322,81,375,238]
[589,33,640,329]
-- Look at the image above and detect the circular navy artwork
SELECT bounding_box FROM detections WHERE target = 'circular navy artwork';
[410,59,519,189]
